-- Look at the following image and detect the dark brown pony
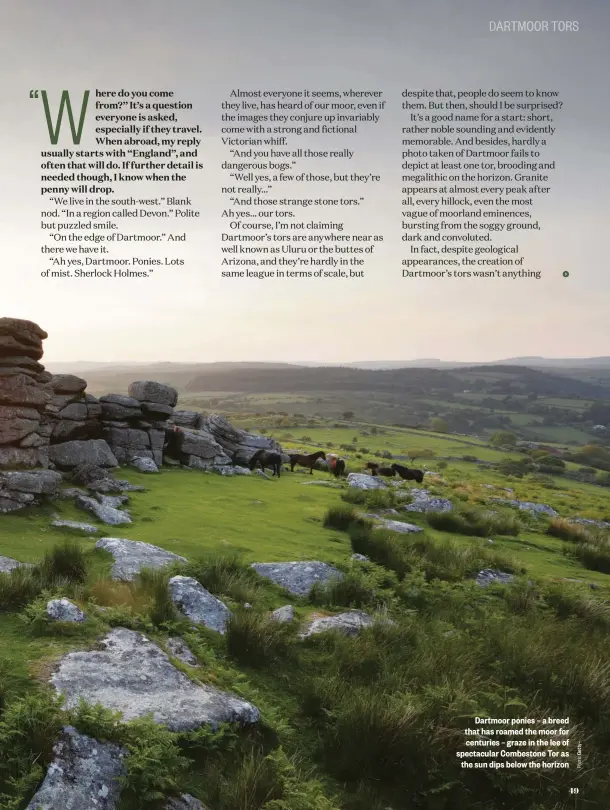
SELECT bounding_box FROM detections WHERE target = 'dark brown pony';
[249,449,282,477]
[289,450,326,474]
[391,463,424,483]
[364,461,379,472]
[374,466,396,477]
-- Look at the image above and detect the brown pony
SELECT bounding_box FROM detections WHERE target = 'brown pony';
[289,450,326,474]
[249,449,282,477]
[364,461,379,473]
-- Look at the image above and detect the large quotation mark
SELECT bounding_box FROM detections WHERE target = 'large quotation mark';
[29,90,39,98]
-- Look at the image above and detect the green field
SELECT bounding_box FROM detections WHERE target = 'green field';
[2,420,610,809]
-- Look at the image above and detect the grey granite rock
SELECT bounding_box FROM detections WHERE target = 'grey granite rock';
[2,469,62,494]
[95,537,187,581]
[51,628,260,731]
[346,472,387,490]
[130,456,159,473]
[49,439,118,470]
[300,610,374,638]
[128,380,178,407]
[0,555,32,573]
[25,726,126,810]
[363,515,423,534]
[47,598,86,623]
[475,569,515,587]
[169,576,232,633]
[251,561,344,597]
[51,519,98,533]
[76,494,132,526]
[166,637,199,666]
[489,498,557,517]
[270,604,295,623]
[351,553,369,562]
[402,488,453,513]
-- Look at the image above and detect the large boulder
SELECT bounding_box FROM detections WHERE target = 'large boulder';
[49,439,118,470]
[103,426,151,463]
[347,473,387,490]
[173,410,203,429]
[2,469,62,494]
[25,726,126,810]
[205,413,280,464]
[165,427,231,467]
[169,576,232,633]
[95,537,187,581]
[47,598,86,623]
[128,380,178,407]
[48,374,87,394]
[99,393,142,421]
[251,561,344,597]
[50,628,260,731]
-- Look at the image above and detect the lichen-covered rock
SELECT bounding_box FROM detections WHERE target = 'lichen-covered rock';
[51,628,260,731]
[76,494,132,526]
[49,374,87,394]
[130,456,159,473]
[172,410,203,429]
[300,610,373,638]
[169,576,232,633]
[128,380,178,407]
[251,561,344,597]
[270,604,294,623]
[346,472,386,490]
[47,598,86,623]
[51,519,98,533]
[475,569,515,587]
[49,439,118,470]
[24,726,126,810]
[489,498,557,517]
[2,469,62,495]
[87,478,145,494]
[166,637,199,667]
[402,488,453,514]
[351,553,369,562]
[96,537,187,581]
[0,555,32,573]
[363,515,423,534]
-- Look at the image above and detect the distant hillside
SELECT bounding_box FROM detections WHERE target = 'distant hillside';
[185,364,610,401]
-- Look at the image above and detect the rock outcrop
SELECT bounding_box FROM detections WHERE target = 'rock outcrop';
[0,318,52,469]
[0,469,62,513]
[169,575,232,633]
[51,628,260,731]
[96,537,187,581]
[251,561,344,597]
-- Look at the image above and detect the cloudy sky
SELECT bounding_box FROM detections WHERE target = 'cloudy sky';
[0,0,607,364]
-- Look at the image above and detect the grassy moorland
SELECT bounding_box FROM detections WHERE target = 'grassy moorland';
[1,421,610,809]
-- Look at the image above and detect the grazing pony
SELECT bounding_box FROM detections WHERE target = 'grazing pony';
[373,466,396,477]
[327,454,346,478]
[249,449,282,477]
[289,450,326,474]
[364,461,379,473]
[391,463,424,483]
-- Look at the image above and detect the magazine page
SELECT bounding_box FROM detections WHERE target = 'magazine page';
[0,1,607,808]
